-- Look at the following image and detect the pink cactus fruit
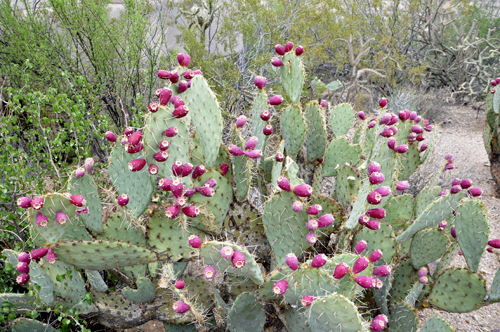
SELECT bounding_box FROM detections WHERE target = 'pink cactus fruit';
[373,278,384,289]
[369,172,385,185]
[182,206,200,218]
[124,127,134,136]
[181,163,194,177]
[173,105,189,118]
[438,220,447,230]
[409,111,417,121]
[254,76,267,89]
[30,248,49,260]
[367,208,386,219]
[395,181,409,191]
[367,219,381,230]
[275,44,285,55]
[271,57,284,67]
[159,88,172,105]
[358,214,370,226]
[468,187,482,197]
[295,45,304,56]
[188,235,202,248]
[355,275,376,289]
[284,41,293,52]
[184,188,196,197]
[171,180,184,198]
[317,214,334,227]
[293,184,313,197]
[395,144,409,154]
[231,250,246,269]
[46,249,57,265]
[16,262,29,274]
[172,301,190,314]
[273,280,289,295]
[275,153,284,162]
[228,144,245,156]
[35,213,49,227]
[182,71,194,80]
[418,267,428,278]
[408,132,417,141]
[54,210,68,225]
[126,142,144,154]
[332,262,350,280]
[450,185,462,194]
[148,102,159,113]
[69,195,86,207]
[368,121,376,129]
[460,178,472,189]
[75,167,85,178]
[169,71,179,84]
[269,95,284,105]
[263,124,273,136]
[292,201,303,212]
[165,205,181,219]
[367,191,383,205]
[277,176,292,191]
[379,113,391,125]
[163,126,178,137]
[159,178,173,191]
[18,252,31,264]
[148,164,159,175]
[368,162,381,175]
[307,204,322,215]
[370,314,388,332]
[398,110,409,121]
[17,197,32,209]
[415,116,422,123]
[311,254,327,268]
[488,239,500,248]
[236,115,247,128]
[128,131,142,146]
[260,110,271,121]
[128,159,147,172]
[219,163,229,176]
[286,253,299,271]
[31,197,44,210]
[306,232,317,244]
[369,249,383,262]
[244,149,263,159]
[320,100,327,108]
[220,246,234,259]
[354,240,368,255]
[416,134,425,142]
[301,295,315,307]
[172,161,184,176]
[307,219,319,231]
[84,157,94,174]
[192,165,206,179]
[451,226,456,239]
[419,144,428,152]
[203,178,217,188]
[245,136,259,150]
[419,276,429,284]
[373,265,392,277]
[16,273,30,285]
[105,131,117,142]
[375,186,391,197]
[352,256,370,274]
[175,280,185,289]
[204,265,216,280]
[177,53,191,67]
[175,197,187,207]
[358,111,366,120]
[379,98,388,108]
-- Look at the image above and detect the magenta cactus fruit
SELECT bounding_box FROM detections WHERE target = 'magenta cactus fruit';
[379,113,391,125]
[275,44,285,55]
[419,276,429,284]
[173,105,189,119]
[317,214,334,227]
[277,176,292,191]
[18,252,31,264]
[373,278,384,289]
[182,71,194,80]
[293,184,313,197]
[284,41,293,52]
[231,250,246,268]
[367,191,383,205]
[157,70,170,79]
[192,165,206,179]
[254,76,267,89]
[306,232,317,244]
[128,158,147,172]
[46,249,57,265]
[181,163,194,177]
[244,149,263,159]
[177,53,191,67]
[245,136,259,150]
[105,131,117,142]
[460,178,472,189]
[425,125,434,132]
[177,81,189,94]
[438,220,447,230]
[124,127,134,136]
[355,275,375,289]
[415,116,422,123]
[175,197,187,207]
[419,144,428,152]
[307,204,322,215]
[84,157,94,174]
[451,226,456,239]
[204,265,216,280]
[171,180,183,197]
[273,280,289,295]
[17,197,32,209]
[368,121,376,129]
[75,167,86,178]
[369,172,385,185]
[163,126,178,137]
[271,57,284,67]
[172,301,190,314]
[203,178,217,188]
[394,144,408,154]
[375,186,391,197]
[35,212,49,227]
[182,206,200,218]
[416,134,425,142]
[367,219,381,230]
[367,208,386,219]
[468,187,482,197]
[159,178,173,191]
[396,181,409,191]
[220,246,234,259]
[380,129,393,138]
[30,247,49,260]
[354,240,367,255]
[188,235,202,248]
[16,273,30,285]
[332,262,350,280]
[452,178,461,186]
[388,115,399,126]
[153,151,169,163]
[450,185,462,194]
[488,239,500,248]
[352,256,369,274]
[409,111,417,121]
[172,161,184,177]
[236,115,247,128]
[196,186,215,197]
[398,110,409,121]
[320,100,327,108]
[358,111,366,120]
[492,80,498,86]
[31,197,44,210]
[295,45,304,56]
[387,138,396,150]
[311,254,327,268]
[16,262,29,274]
[408,132,417,141]
[368,162,381,175]
[292,201,303,212]
[175,280,185,289]
[228,144,245,156]
[165,205,181,219]
[148,164,159,175]
[301,295,315,307]
[379,98,387,108]
[269,95,284,105]
[306,219,319,231]
[69,195,86,207]
[169,71,179,84]
[418,267,428,278]
[373,265,392,277]
[184,188,196,197]
[54,210,67,225]
[369,249,383,262]
[286,253,299,271]
[219,163,229,176]
[158,88,172,106]
[370,315,387,332]
[358,215,369,226]
[117,194,129,207]
[275,153,284,162]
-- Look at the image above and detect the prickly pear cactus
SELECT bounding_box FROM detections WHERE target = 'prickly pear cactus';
[5,45,500,332]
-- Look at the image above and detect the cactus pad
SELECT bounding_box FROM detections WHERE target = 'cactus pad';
[283,308,311,332]
[455,199,490,272]
[69,173,103,233]
[0,293,34,312]
[280,105,305,158]
[390,259,417,304]
[434,242,460,277]
[29,262,56,304]
[231,129,252,201]
[414,186,442,217]
[489,268,500,302]
[323,253,373,298]
[122,277,156,303]
[421,316,454,332]
[354,221,397,263]
[344,179,371,230]
[384,194,414,230]
[251,91,269,153]
[334,163,362,210]
[306,293,365,332]
[428,268,486,312]
[330,103,354,137]
[11,318,59,332]
[305,102,327,161]
[227,293,266,332]
[283,267,342,305]
[398,144,421,180]
[280,52,305,104]
[388,302,417,332]
[86,270,108,292]
[410,228,449,269]
[323,137,361,177]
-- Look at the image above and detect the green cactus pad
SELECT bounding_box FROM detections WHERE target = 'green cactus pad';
[310,195,343,231]
[421,126,438,164]
[322,137,361,177]
[372,140,397,188]
[86,270,108,292]
[231,128,252,201]
[455,199,490,272]
[122,277,156,303]
[283,308,311,332]
[11,318,59,332]
[415,186,442,217]
[211,284,230,314]
[410,228,449,269]
[494,89,500,114]
[182,75,223,168]
[29,192,90,244]
[199,241,264,285]
[163,323,197,332]
[69,173,102,233]
[280,105,305,158]
[305,102,327,161]
[372,259,390,316]
[398,144,421,180]
[183,275,215,310]
[284,157,305,187]
[251,91,269,153]
[489,267,500,302]
[226,293,265,332]
[108,144,153,218]
[388,302,417,332]
[428,268,486,312]
[306,293,365,332]
[280,52,305,104]
[189,169,233,232]
[330,103,354,137]
[323,253,373,299]
[227,276,259,297]
[421,316,454,332]
[262,191,309,266]
[334,163,362,210]
[147,212,197,261]
[390,259,417,304]
[51,239,158,270]
[354,221,397,263]
[312,163,323,195]
[434,242,460,277]
[269,140,285,194]
[29,262,56,304]
[384,194,414,231]
[2,249,19,266]
[405,281,424,306]
[0,293,34,312]
[484,124,495,156]
[41,260,94,314]
[344,179,371,230]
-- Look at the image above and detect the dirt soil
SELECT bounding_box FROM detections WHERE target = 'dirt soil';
[118,104,500,332]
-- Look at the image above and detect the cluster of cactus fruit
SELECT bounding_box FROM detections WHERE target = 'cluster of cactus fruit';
[4,42,500,332]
